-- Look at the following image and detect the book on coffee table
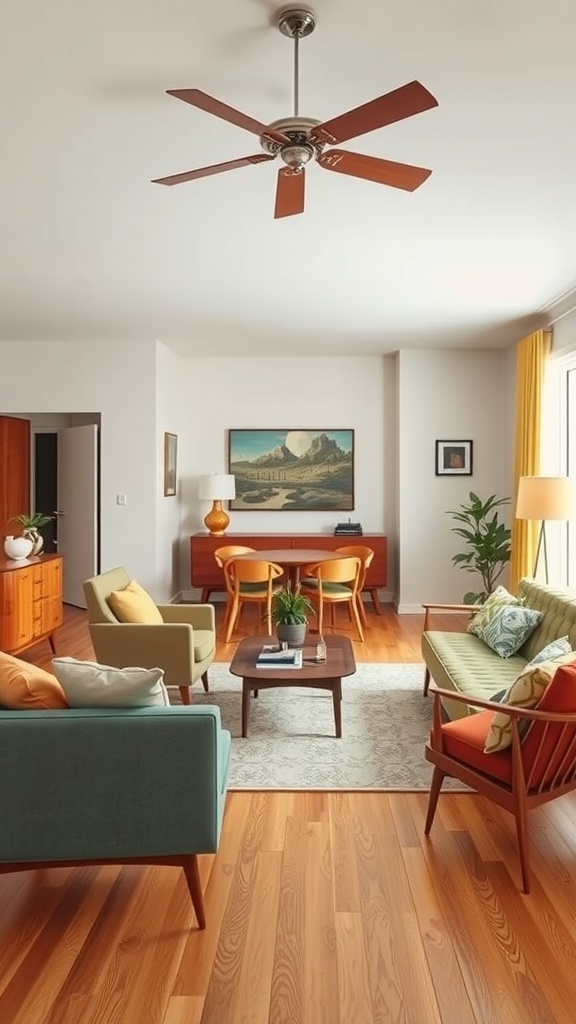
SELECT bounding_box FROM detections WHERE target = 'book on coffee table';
[256,648,303,669]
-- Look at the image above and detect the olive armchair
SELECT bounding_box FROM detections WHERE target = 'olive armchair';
[83,566,216,704]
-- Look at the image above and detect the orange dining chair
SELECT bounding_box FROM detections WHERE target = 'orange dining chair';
[334,545,375,627]
[300,556,364,642]
[224,559,284,643]
[424,662,576,893]
[213,545,257,636]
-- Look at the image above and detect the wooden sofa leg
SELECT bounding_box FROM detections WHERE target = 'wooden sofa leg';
[201,671,209,693]
[423,667,431,697]
[515,794,532,894]
[181,854,206,929]
[424,766,445,834]
[179,686,191,705]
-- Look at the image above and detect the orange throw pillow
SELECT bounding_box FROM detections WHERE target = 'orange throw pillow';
[0,651,68,709]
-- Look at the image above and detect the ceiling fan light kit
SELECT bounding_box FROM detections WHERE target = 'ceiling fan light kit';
[152,6,438,219]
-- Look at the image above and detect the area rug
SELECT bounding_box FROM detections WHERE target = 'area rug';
[170,662,469,791]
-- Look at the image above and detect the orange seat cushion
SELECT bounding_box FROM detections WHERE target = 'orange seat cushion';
[438,663,576,791]
[439,711,513,784]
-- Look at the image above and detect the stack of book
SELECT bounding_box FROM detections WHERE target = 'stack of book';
[256,647,303,670]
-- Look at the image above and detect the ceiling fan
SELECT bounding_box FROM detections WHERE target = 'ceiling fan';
[152,6,438,219]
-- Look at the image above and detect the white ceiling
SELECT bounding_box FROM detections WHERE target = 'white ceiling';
[2,0,576,356]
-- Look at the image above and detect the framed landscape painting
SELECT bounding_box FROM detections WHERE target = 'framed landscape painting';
[228,429,354,511]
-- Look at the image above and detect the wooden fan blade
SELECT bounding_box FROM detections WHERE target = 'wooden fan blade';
[166,89,291,146]
[318,149,432,191]
[274,168,305,219]
[151,153,275,186]
[310,81,438,146]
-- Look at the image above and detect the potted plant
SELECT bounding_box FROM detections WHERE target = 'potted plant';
[269,581,315,648]
[8,512,54,556]
[447,491,512,604]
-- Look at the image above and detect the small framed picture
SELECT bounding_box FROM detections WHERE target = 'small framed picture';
[435,440,473,476]
[164,432,178,496]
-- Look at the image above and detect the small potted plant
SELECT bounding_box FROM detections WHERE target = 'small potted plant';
[8,512,54,556]
[269,581,315,648]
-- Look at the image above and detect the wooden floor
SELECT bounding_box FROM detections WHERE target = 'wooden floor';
[3,601,576,1023]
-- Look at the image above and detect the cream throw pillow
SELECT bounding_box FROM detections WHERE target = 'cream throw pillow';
[52,657,170,707]
[484,651,576,753]
[108,579,163,624]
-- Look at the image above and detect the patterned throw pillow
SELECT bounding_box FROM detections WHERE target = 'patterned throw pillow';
[474,605,543,658]
[467,586,521,638]
[484,651,576,753]
[527,636,571,666]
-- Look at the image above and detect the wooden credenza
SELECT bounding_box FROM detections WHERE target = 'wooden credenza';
[190,533,387,613]
[0,553,63,655]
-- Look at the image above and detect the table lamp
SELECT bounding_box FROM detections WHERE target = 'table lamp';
[515,476,572,583]
[198,474,236,535]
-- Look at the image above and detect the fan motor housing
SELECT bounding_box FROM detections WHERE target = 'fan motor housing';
[260,116,325,168]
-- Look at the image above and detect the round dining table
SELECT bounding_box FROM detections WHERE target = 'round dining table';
[233,548,344,587]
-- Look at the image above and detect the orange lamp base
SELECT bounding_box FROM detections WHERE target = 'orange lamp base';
[204,500,230,536]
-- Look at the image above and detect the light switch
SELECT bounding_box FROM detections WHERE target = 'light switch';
[116,494,127,506]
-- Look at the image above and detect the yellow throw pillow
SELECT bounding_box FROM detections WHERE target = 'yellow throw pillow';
[108,579,163,624]
[0,651,68,709]
[484,651,576,753]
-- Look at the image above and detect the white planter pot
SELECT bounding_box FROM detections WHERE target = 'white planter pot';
[4,535,34,560]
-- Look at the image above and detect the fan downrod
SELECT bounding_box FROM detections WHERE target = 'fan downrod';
[276,7,316,38]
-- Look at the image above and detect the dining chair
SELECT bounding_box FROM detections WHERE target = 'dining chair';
[300,556,364,642]
[334,545,375,626]
[213,545,257,635]
[223,559,284,643]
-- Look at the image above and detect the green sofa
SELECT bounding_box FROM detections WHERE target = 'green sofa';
[0,704,231,929]
[421,578,576,721]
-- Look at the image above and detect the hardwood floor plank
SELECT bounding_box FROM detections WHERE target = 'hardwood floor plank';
[303,822,339,1024]
[268,811,307,1024]
[334,912,373,1024]
[163,996,204,1024]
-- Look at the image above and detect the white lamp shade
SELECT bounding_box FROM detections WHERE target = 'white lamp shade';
[515,476,573,521]
[198,474,236,501]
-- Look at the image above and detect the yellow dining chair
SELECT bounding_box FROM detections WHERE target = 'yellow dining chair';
[334,545,375,627]
[300,556,364,642]
[224,558,284,643]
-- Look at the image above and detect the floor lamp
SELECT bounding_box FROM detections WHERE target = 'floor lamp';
[198,474,236,536]
[515,476,572,583]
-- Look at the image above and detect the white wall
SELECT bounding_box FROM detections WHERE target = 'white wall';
[178,354,390,594]
[1,340,516,609]
[397,349,512,611]
[155,342,189,599]
[0,340,161,596]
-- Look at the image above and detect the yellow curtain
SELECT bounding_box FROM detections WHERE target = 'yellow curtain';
[509,328,552,592]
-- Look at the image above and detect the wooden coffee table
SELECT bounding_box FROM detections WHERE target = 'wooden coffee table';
[229,633,356,738]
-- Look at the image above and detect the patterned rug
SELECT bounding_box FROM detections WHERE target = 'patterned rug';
[170,662,469,790]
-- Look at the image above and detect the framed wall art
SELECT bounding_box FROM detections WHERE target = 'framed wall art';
[164,432,178,496]
[435,439,473,477]
[228,429,355,511]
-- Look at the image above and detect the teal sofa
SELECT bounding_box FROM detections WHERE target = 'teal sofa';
[421,578,576,721]
[0,704,231,929]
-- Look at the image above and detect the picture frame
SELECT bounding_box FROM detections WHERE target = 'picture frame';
[164,432,178,496]
[435,439,473,476]
[228,429,355,511]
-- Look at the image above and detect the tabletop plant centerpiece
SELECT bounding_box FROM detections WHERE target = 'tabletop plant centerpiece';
[8,512,54,556]
[447,491,512,604]
[269,581,315,648]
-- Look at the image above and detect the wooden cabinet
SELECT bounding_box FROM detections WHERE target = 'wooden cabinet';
[190,533,387,612]
[0,554,63,655]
